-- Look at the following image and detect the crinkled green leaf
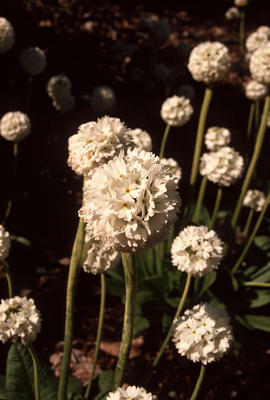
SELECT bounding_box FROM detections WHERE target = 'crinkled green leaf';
[236,314,270,332]
[254,236,270,251]
[0,376,8,400]
[67,376,83,399]
[250,262,270,282]
[98,370,114,393]
[250,290,270,308]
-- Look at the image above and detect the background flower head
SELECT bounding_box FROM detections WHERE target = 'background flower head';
[0,111,31,142]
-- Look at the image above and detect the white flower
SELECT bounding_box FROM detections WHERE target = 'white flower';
[243,189,266,212]
[0,296,41,345]
[188,42,231,84]
[257,26,270,37]
[79,148,180,253]
[161,95,193,127]
[47,74,75,113]
[171,226,223,276]
[0,225,11,261]
[250,43,270,85]
[82,233,120,274]
[225,7,240,21]
[234,0,248,6]
[20,47,47,76]
[106,386,157,400]
[0,111,31,142]
[245,80,268,101]
[200,146,244,187]
[172,303,233,364]
[205,126,231,151]
[68,116,134,176]
[90,85,116,113]
[129,128,152,152]
[160,158,182,183]
[246,31,269,54]
[0,17,15,54]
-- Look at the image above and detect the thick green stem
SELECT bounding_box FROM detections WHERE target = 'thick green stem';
[159,124,171,159]
[2,261,13,298]
[27,345,40,400]
[232,191,270,274]
[242,209,254,237]
[190,86,213,187]
[247,102,255,139]
[190,364,206,400]
[57,217,85,400]
[209,186,223,229]
[152,273,192,367]
[231,95,270,229]
[192,176,207,224]
[85,273,106,399]
[114,253,137,389]
[239,10,245,58]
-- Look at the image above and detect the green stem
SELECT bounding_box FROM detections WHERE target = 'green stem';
[190,86,213,187]
[232,191,270,274]
[192,176,207,224]
[255,100,260,132]
[190,364,206,400]
[242,209,254,237]
[231,95,270,229]
[239,10,245,58]
[244,281,270,287]
[209,186,223,229]
[27,344,40,400]
[114,253,137,389]
[247,102,255,139]
[159,124,171,159]
[84,273,106,399]
[2,261,13,298]
[57,217,85,400]
[152,273,192,367]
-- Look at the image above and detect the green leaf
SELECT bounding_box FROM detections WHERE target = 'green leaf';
[199,205,211,225]
[98,370,114,393]
[142,248,155,274]
[6,343,58,400]
[10,236,32,248]
[195,272,217,299]
[164,296,179,308]
[250,290,270,308]
[162,313,172,332]
[236,314,270,332]
[67,376,83,399]
[0,376,8,400]
[254,236,270,251]
[250,262,270,282]
[136,290,156,305]
[133,314,150,337]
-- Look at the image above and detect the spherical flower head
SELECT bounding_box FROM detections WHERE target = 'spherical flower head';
[257,26,270,38]
[68,116,134,176]
[0,225,11,261]
[0,17,15,54]
[200,146,244,187]
[52,94,75,113]
[90,85,116,114]
[205,126,231,151]
[160,157,182,184]
[79,148,181,253]
[20,47,47,76]
[0,111,31,142]
[188,42,231,84]
[161,95,193,127]
[172,303,233,364]
[245,80,268,101]
[246,31,269,54]
[106,386,157,400]
[47,74,75,113]
[0,296,41,345]
[250,43,270,85]
[171,226,223,276]
[129,128,152,152]
[82,233,120,274]
[234,0,248,6]
[225,7,240,21]
[243,189,266,212]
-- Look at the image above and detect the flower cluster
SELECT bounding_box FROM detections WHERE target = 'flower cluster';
[0,296,41,345]
[90,85,116,114]
[47,74,75,113]
[106,386,157,400]
[79,148,180,253]
[188,42,231,84]
[225,7,240,21]
[171,226,223,276]
[68,116,134,176]
[245,80,268,101]
[82,233,120,275]
[250,43,270,85]
[0,225,11,262]
[0,17,15,54]
[20,47,47,76]
[200,146,244,187]
[129,128,152,152]
[234,0,248,6]
[257,26,270,37]
[160,157,182,183]
[205,126,231,151]
[0,111,31,142]
[243,189,266,212]
[160,95,193,127]
[246,31,269,55]
[172,303,233,364]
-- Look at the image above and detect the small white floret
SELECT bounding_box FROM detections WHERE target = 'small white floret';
[161,95,193,127]
[106,385,157,400]
[0,111,31,142]
[205,127,231,151]
[243,189,265,212]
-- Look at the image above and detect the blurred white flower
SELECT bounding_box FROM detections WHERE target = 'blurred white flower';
[0,17,15,53]
[47,74,75,113]
[245,80,268,101]
[160,157,182,183]
[250,43,270,85]
[243,189,266,212]
[107,386,157,400]
[246,31,269,54]
[188,42,231,84]
[0,111,31,142]
[257,26,270,38]
[90,85,116,114]
[234,0,248,6]
[171,225,223,276]
[20,47,47,76]
[172,303,233,364]
[161,95,193,127]
[205,126,231,151]
[68,116,134,176]
[79,148,180,253]
[225,7,240,21]
[129,128,152,152]
[0,296,41,345]
[200,146,244,187]
[0,225,11,262]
